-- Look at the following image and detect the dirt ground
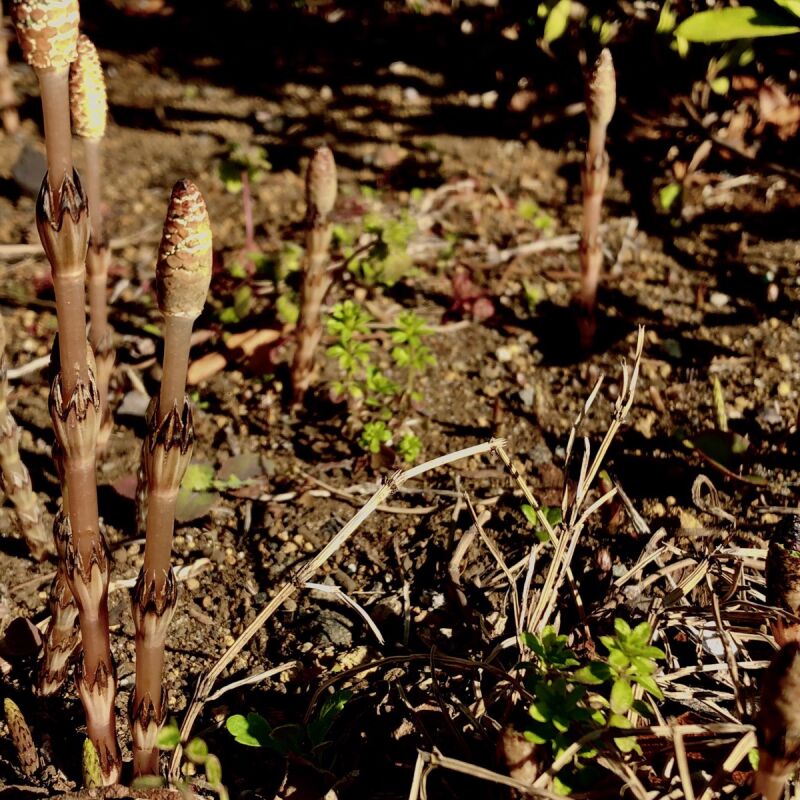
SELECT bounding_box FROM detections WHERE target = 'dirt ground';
[2,2,800,799]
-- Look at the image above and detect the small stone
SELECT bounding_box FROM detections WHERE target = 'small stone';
[709,292,730,308]
[186,578,200,592]
[778,381,791,398]
[778,353,792,372]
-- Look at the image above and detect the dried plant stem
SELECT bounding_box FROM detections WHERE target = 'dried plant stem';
[0,328,51,560]
[170,438,504,778]
[0,9,19,134]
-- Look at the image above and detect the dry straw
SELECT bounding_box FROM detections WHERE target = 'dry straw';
[0,315,51,560]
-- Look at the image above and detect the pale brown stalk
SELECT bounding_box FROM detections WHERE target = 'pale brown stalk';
[12,5,118,779]
[131,179,211,777]
[0,316,52,560]
[292,145,337,405]
[754,640,800,800]
[0,3,20,134]
[70,35,113,451]
[577,48,615,349]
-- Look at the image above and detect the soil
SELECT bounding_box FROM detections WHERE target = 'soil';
[1,2,800,799]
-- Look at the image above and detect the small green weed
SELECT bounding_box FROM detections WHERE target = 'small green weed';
[325,302,436,462]
[130,721,228,800]
[521,620,664,794]
[226,690,352,766]
[217,143,271,194]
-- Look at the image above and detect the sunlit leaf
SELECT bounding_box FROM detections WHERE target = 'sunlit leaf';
[675,7,800,42]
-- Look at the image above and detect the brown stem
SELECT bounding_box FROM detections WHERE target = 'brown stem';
[49,362,120,783]
[54,270,90,396]
[132,401,193,775]
[36,68,73,207]
[83,138,104,248]
[292,225,333,405]
[158,316,193,423]
[38,565,81,695]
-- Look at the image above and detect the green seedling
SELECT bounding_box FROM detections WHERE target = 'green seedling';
[226,690,352,767]
[359,420,391,454]
[138,720,229,800]
[326,300,375,402]
[522,504,562,543]
[520,620,664,794]
[398,432,422,464]
[391,311,436,403]
[347,211,416,286]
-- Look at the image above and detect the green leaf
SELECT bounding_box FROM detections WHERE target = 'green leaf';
[276,293,299,325]
[185,737,209,765]
[308,690,352,746]
[657,0,677,33]
[157,720,181,749]
[631,621,652,645]
[610,679,634,715]
[748,747,760,769]
[774,0,800,18]
[607,648,630,672]
[524,728,548,745]
[226,713,273,747]
[675,7,800,42]
[233,285,253,320]
[574,662,612,685]
[710,75,730,95]
[182,463,216,492]
[205,754,223,786]
[614,618,632,639]
[633,673,663,699]
[543,0,572,43]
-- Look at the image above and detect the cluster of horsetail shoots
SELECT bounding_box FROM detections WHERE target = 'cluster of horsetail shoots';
[11,0,121,784]
[754,514,800,799]
[0,315,52,560]
[0,1,20,133]
[292,145,337,405]
[130,179,211,777]
[70,33,113,451]
[577,48,615,349]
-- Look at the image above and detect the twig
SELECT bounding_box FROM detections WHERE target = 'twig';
[169,438,505,778]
